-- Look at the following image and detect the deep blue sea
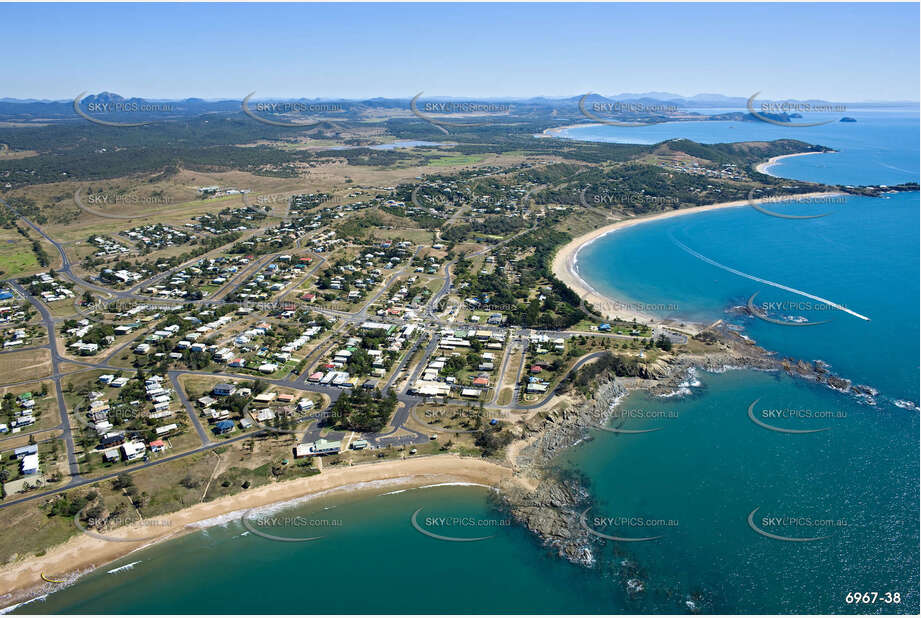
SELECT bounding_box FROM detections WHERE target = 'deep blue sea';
[10,110,919,615]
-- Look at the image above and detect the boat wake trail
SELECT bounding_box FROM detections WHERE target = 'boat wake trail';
[670,236,870,321]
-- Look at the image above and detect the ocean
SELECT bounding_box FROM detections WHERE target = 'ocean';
[10,110,919,614]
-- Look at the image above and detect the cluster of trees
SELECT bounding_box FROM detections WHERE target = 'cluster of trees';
[566,352,646,390]
[474,422,514,457]
[441,215,527,243]
[46,490,95,518]
[331,389,397,433]
[112,473,148,509]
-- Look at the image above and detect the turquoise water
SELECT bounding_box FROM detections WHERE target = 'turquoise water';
[576,190,919,403]
[562,371,919,614]
[13,485,634,614]
[563,109,920,613]
[12,112,919,614]
[561,110,919,186]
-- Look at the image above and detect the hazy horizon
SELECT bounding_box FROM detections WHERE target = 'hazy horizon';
[2,3,918,101]
[4,92,919,104]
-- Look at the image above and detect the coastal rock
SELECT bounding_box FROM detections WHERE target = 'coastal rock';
[499,475,596,567]
[498,380,628,567]
[498,326,884,572]
[626,578,646,595]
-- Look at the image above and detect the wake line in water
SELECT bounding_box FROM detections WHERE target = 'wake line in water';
[671,237,871,321]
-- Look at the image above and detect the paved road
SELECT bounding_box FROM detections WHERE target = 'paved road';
[9,282,82,480]
[0,188,623,511]
[169,373,212,446]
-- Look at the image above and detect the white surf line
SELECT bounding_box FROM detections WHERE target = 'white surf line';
[671,236,870,322]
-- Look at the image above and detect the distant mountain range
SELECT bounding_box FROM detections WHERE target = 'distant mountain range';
[2,91,917,105]
[0,91,914,123]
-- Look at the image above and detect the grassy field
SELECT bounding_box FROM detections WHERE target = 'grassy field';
[0,245,40,279]
[427,155,486,167]
[0,349,52,383]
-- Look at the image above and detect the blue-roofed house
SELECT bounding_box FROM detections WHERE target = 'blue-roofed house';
[213,420,235,435]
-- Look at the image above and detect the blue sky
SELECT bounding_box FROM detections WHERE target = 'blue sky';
[3,3,918,101]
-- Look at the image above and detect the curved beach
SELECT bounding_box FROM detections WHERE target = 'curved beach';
[552,192,845,328]
[0,456,513,607]
[754,151,828,176]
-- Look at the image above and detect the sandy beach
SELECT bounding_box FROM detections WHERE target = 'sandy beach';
[540,123,598,137]
[754,151,829,176]
[551,191,845,328]
[0,455,513,606]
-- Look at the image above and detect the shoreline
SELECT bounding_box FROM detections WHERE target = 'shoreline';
[754,151,829,176]
[541,123,598,137]
[0,455,514,608]
[551,191,845,328]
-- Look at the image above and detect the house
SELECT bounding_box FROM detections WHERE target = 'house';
[297,398,314,411]
[461,388,481,398]
[13,445,37,459]
[295,438,341,457]
[411,381,451,397]
[121,440,146,461]
[207,408,231,422]
[212,383,237,397]
[350,439,369,450]
[472,376,490,387]
[258,363,278,374]
[155,423,178,436]
[103,448,121,463]
[20,453,40,475]
[99,434,126,448]
[149,439,167,453]
[213,420,235,435]
[253,409,275,423]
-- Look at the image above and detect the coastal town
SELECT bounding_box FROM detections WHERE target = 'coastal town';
[0,84,915,611]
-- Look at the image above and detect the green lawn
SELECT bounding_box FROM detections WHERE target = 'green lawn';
[0,244,40,278]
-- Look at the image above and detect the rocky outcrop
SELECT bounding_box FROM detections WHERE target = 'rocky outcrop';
[499,474,595,567]
[779,357,878,402]
[497,380,625,566]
